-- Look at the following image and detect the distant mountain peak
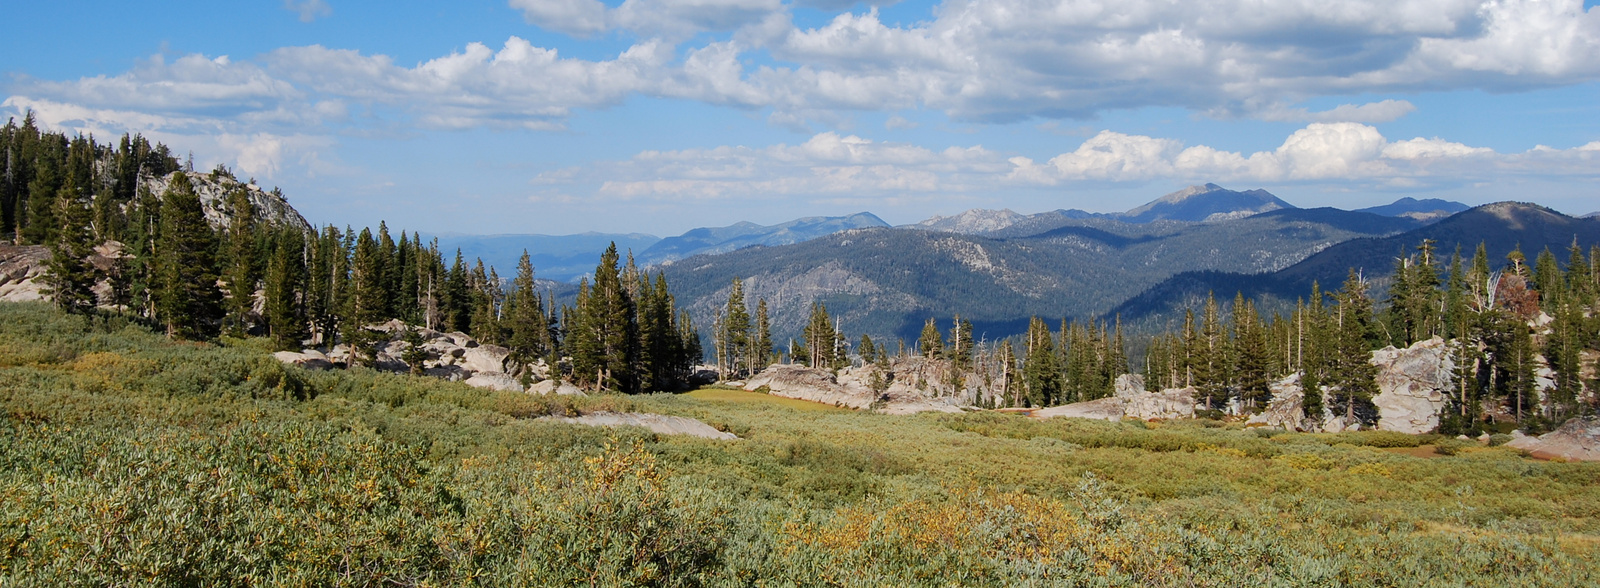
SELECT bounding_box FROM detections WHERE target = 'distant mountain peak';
[1120,183,1292,223]
[911,209,1028,234]
[1355,197,1469,223]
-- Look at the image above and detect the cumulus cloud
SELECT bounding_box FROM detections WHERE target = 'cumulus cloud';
[519,122,1594,204]
[11,1,1600,137]
[1007,122,1600,188]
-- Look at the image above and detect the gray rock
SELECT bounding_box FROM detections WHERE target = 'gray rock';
[461,344,511,374]
[1370,337,1453,434]
[1246,374,1310,430]
[424,364,470,381]
[1124,387,1196,420]
[1506,416,1600,461]
[272,350,333,371]
[528,379,587,396]
[544,411,737,440]
[1114,374,1146,398]
[1029,397,1124,421]
[465,372,524,392]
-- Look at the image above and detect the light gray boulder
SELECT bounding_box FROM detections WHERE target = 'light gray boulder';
[272,350,333,371]
[1370,337,1453,434]
[465,372,524,392]
[1247,374,1311,430]
[528,379,587,396]
[543,411,737,440]
[1507,417,1600,461]
[461,345,511,374]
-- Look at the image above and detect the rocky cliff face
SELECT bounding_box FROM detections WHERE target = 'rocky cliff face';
[144,172,312,233]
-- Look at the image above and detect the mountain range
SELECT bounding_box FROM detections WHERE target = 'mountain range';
[659,204,1427,344]
[1111,202,1600,327]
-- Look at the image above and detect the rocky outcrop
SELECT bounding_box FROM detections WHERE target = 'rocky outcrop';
[1370,337,1453,434]
[1246,374,1321,430]
[1123,387,1197,420]
[1031,376,1195,421]
[465,372,524,392]
[741,363,964,414]
[272,322,568,395]
[0,245,49,302]
[528,379,586,396]
[273,350,333,371]
[543,412,737,440]
[144,172,312,233]
[1507,417,1600,462]
[1029,397,1124,421]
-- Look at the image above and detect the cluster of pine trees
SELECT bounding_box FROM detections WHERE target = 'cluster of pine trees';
[11,115,703,394]
[1135,239,1599,432]
[1008,317,1129,408]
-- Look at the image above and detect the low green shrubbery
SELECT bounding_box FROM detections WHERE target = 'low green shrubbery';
[1,303,1597,585]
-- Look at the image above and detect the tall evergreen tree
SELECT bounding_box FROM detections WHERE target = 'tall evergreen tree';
[153,172,222,340]
[44,176,97,314]
[223,185,258,336]
[569,243,638,392]
[1021,317,1062,407]
[719,278,751,376]
[752,297,773,371]
[263,228,307,350]
[505,251,549,368]
[918,318,944,359]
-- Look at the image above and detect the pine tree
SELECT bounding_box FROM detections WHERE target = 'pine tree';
[1331,269,1380,426]
[752,297,773,371]
[1233,295,1271,410]
[637,273,684,391]
[153,172,223,340]
[948,314,974,369]
[263,228,308,350]
[223,184,259,336]
[44,176,97,314]
[570,243,638,392]
[1021,316,1062,407]
[719,278,751,376]
[1195,292,1227,410]
[803,303,834,368]
[505,250,549,368]
[918,318,943,359]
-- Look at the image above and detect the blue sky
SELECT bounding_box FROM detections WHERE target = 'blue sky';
[4,0,1599,235]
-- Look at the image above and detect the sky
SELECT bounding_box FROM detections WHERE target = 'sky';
[3,0,1600,236]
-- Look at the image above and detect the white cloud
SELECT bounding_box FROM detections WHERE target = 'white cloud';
[11,1,1600,138]
[1009,122,1600,188]
[284,0,332,23]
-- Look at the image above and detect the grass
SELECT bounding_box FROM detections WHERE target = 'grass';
[684,387,852,412]
[0,302,1597,585]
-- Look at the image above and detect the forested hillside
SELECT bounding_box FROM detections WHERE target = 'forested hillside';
[1,116,701,394]
[1115,202,1600,326]
[663,207,1420,344]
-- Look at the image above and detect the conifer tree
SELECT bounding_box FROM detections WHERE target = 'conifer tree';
[638,272,684,391]
[719,278,751,376]
[570,243,638,392]
[505,250,548,368]
[153,172,222,340]
[223,185,258,336]
[1233,295,1271,409]
[45,177,97,314]
[263,228,307,350]
[1331,269,1380,426]
[803,303,834,368]
[752,297,773,371]
[1021,317,1062,407]
[918,318,943,359]
[948,314,974,369]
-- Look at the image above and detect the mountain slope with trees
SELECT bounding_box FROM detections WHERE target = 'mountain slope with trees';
[1113,202,1600,327]
[661,207,1420,345]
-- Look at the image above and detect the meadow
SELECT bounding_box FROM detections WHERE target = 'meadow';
[0,302,1596,586]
